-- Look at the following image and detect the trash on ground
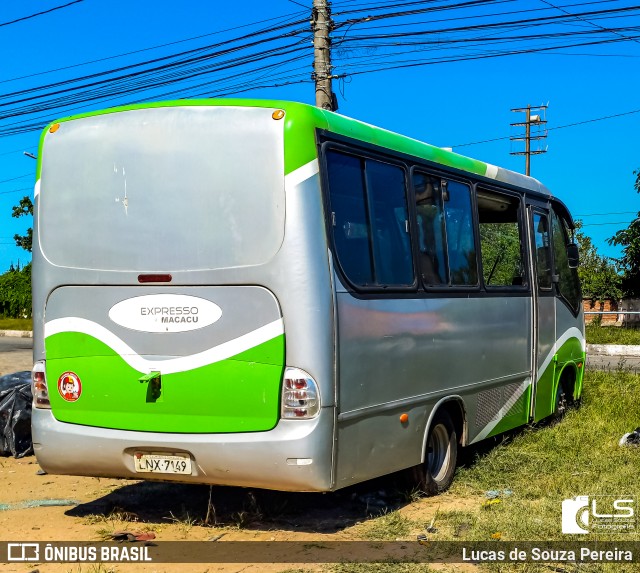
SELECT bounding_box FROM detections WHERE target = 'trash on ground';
[619,428,640,446]
[481,498,502,509]
[0,371,33,458]
[485,489,513,499]
[111,531,156,542]
[0,499,79,511]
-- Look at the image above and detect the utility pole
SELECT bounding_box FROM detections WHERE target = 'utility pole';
[312,0,336,111]
[510,104,548,176]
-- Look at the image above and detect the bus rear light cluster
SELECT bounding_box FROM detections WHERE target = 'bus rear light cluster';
[31,361,51,409]
[281,367,320,419]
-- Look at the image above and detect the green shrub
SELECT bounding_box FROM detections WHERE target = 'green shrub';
[0,263,32,318]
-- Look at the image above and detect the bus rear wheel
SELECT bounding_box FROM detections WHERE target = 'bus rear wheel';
[413,410,457,495]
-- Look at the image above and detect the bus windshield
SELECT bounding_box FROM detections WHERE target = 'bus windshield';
[39,106,285,271]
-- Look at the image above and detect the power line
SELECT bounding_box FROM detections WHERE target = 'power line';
[0,0,84,28]
[582,221,637,226]
[576,211,638,217]
[0,187,31,196]
[1,1,639,142]
[0,9,305,86]
[0,19,308,105]
[540,0,640,46]
[0,174,34,184]
[453,108,640,148]
[334,5,640,42]
[0,146,37,157]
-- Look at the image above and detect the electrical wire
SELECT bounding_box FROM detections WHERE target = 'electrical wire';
[576,211,639,217]
[0,174,34,184]
[2,1,640,141]
[0,0,83,28]
[0,19,309,105]
[0,187,32,196]
[582,221,638,226]
[454,108,640,148]
[0,9,306,85]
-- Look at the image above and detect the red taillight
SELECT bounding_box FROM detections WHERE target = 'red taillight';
[281,368,320,419]
[31,361,50,409]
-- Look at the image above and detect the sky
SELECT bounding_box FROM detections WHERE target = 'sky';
[1,0,639,272]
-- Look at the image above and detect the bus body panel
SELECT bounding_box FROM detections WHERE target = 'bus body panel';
[333,283,532,486]
[31,408,335,492]
[33,104,339,491]
[44,285,284,433]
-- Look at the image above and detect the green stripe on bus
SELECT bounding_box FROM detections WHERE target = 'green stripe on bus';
[534,336,584,422]
[45,331,285,433]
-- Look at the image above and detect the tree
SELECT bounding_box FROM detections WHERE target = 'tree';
[0,262,31,318]
[608,170,640,297]
[575,221,622,303]
[12,195,33,252]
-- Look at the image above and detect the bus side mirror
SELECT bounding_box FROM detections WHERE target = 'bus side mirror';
[567,243,579,269]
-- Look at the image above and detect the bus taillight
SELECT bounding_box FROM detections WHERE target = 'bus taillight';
[32,361,51,409]
[282,367,320,419]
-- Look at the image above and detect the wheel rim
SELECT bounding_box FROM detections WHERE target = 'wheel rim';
[555,386,567,416]
[427,423,450,482]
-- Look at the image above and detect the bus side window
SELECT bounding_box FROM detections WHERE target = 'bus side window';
[551,208,581,312]
[477,190,525,288]
[413,173,446,285]
[443,179,478,286]
[326,150,414,288]
[365,160,414,286]
[412,174,478,287]
[326,151,374,285]
[532,212,552,290]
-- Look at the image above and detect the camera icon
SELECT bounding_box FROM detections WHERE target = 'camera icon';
[562,496,590,534]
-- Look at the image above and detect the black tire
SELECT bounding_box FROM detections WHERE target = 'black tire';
[412,410,458,495]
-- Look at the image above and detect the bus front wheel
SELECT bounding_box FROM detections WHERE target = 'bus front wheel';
[413,410,457,495]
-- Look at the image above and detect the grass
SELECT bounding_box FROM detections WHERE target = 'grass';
[585,325,640,345]
[0,316,32,331]
[352,368,640,572]
[359,509,413,540]
[448,369,640,537]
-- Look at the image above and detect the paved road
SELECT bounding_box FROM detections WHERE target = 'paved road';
[586,353,640,373]
[0,336,33,376]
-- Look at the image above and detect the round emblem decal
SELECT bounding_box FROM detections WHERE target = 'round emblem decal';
[58,371,82,402]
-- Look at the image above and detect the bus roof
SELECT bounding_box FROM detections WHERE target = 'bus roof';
[39,98,553,200]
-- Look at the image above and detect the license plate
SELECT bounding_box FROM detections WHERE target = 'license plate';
[134,452,192,475]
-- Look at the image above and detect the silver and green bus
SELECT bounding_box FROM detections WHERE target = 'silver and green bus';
[31,100,585,493]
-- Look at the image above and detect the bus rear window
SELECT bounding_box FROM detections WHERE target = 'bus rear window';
[38,106,285,271]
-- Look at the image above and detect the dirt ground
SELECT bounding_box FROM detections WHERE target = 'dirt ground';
[0,350,478,573]
[0,454,481,573]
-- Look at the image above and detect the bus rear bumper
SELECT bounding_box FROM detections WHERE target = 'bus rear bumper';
[31,408,335,492]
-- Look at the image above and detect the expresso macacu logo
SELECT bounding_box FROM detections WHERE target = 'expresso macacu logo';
[109,294,222,333]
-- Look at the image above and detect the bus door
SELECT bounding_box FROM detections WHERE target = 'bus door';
[527,202,556,421]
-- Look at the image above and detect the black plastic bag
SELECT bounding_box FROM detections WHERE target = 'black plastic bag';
[0,371,33,458]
